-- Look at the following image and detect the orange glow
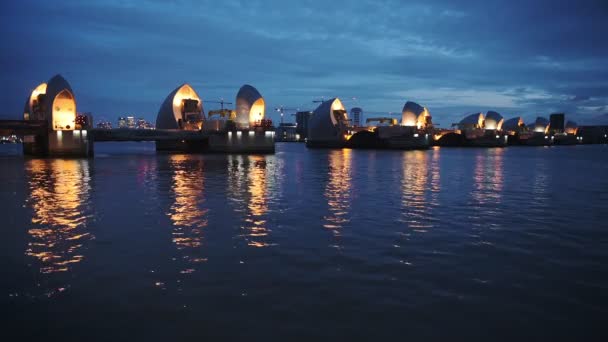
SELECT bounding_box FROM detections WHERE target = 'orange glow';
[172,84,203,130]
[402,111,417,127]
[168,155,207,249]
[27,83,47,120]
[401,151,433,233]
[323,149,352,235]
[25,159,92,276]
[244,155,270,247]
[402,107,431,128]
[485,117,504,130]
[417,108,431,129]
[227,155,272,248]
[249,98,265,126]
[330,98,348,126]
[52,89,76,130]
[478,114,485,128]
[166,155,208,276]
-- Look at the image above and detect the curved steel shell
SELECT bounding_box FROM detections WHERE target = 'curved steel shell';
[460,113,484,126]
[308,98,348,142]
[24,75,76,129]
[156,84,203,129]
[485,111,504,130]
[531,117,550,133]
[235,84,265,128]
[503,117,524,132]
[401,101,431,128]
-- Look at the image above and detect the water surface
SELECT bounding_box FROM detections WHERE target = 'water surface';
[1,142,607,340]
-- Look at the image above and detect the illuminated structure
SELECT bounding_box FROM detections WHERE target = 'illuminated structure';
[24,75,76,130]
[235,85,265,129]
[306,98,351,148]
[531,117,550,133]
[438,112,506,147]
[207,84,274,153]
[155,83,205,151]
[503,117,526,134]
[553,116,579,145]
[401,101,432,129]
[565,120,578,135]
[22,75,92,156]
[295,111,313,141]
[484,111,504,131]
[156,83,203,130]
[458,112,485,131]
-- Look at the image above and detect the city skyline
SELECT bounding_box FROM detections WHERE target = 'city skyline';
[2,0,607,126]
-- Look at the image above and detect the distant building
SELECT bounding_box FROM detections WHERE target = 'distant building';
[96,121,112,129]
[549,113,565,134]
[126,116,136,129]
[117,117,127,128]
[295,111,313,140]
[136,118,145,129]
[350,107,363,127]
[275,122,298,142]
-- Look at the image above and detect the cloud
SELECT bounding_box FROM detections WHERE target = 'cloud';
[0,0,607,125]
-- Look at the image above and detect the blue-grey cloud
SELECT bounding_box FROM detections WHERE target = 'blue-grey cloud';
[1,0,607,125]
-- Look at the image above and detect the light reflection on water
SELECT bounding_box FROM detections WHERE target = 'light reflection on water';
[472,149,504,206]
[398,149,441,235]
[323,149,353,235]
[228,155,273,248]
[3,143,607,340]
[24,159,93,295]
[167,155,208,272]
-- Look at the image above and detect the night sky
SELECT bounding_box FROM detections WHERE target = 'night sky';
[2,0,607,126]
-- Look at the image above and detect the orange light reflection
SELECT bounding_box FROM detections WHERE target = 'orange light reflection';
[25,159,93,277]
[323,149,353,235]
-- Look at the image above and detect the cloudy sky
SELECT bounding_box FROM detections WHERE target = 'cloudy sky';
[1,0,607,126]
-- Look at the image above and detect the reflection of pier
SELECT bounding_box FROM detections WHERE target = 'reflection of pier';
[323,149,353,235]
[227,155,273,248]
[24,159,93,296]
[472,149,504,206]
[400,151,440,233]
[166,155,208,275]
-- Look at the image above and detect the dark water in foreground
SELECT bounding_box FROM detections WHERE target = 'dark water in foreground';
[1,142,607,340]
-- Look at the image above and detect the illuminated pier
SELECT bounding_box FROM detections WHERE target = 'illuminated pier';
[1,78,275,157]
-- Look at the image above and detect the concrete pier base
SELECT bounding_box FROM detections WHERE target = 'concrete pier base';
[208,130,275,153]
[23,130,93,157]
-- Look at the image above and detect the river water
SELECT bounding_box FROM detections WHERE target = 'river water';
[1,142,607,340]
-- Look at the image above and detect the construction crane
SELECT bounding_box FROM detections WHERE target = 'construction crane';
[206,98,235,120]
[275,106,299,124]
[206,98,233,110]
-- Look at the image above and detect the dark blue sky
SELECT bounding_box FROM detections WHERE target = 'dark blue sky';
[2,0,607,126]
